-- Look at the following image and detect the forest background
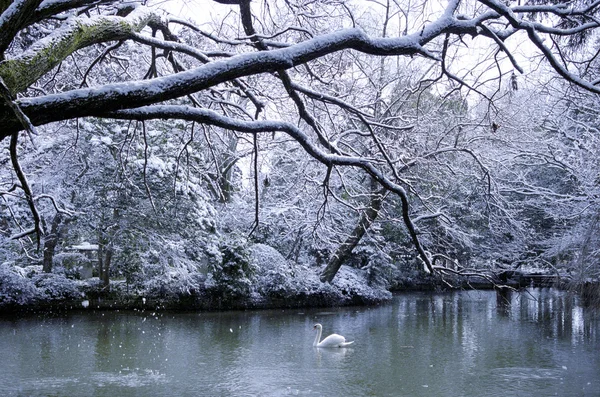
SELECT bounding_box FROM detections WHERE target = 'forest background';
[1,0,600,310]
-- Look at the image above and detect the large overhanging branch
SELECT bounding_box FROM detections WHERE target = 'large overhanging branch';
[0,5,479,140]
[104,104,435,273]
[1,0,599,140]
[0,0,43,56]
[0,4,160,95]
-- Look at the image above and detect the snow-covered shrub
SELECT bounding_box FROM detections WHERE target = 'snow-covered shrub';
[250,243,292,282]
[0,237,23,266]
[53,252,94,279]
[143,268,204,300]
[331,266,392,302]
[248,243,392,305]
[361,249,399,289]
[32,273,81,301]
[0,263,40,306]
[117,243,144,287]
[250,243,296,298]
[206,235,256,299]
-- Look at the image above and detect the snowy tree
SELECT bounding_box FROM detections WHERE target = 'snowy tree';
[3,0,600,286]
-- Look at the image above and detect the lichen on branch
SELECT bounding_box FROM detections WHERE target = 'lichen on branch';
[0,5,161,95]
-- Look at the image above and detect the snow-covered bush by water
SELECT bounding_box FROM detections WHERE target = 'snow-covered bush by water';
[143,268,204,299]
[205,236,257,299]
[0,264,82,307]
[0,263,40,306]
[249,244,391,305]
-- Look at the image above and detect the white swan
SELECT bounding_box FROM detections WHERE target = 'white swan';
[313,323,354,348]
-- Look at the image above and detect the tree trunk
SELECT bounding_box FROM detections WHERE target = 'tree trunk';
[42,213,62,273]
[219,139,239,203]
[320,180,385,283]
[102,248,112,288]
[98,237,112,289]
[576,211,600,281]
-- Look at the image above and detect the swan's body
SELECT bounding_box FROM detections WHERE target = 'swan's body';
[313,323,354,348]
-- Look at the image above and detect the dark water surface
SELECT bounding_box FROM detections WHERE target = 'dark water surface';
[0,288,598,396]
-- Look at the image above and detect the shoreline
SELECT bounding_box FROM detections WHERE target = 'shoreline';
[2,276,594,317]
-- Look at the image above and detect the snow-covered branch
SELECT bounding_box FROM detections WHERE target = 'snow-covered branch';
[0,10,472,139]
[0,4,161,95]
[0,0,42,54]
[477,0,600,93]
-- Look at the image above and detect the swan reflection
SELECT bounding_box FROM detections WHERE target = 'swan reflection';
[313,344,353,366]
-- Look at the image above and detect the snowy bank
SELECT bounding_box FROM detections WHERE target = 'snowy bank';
[0,244,392,313]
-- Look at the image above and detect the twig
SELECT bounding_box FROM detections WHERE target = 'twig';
[34,194,78,216]
[0,77,42,246]
[249,134,260,236]
[141,121,157,213]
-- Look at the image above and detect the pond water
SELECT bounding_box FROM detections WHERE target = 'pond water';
[0,288,598,396]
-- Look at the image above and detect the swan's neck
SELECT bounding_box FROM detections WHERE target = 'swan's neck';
[313,326,322,347]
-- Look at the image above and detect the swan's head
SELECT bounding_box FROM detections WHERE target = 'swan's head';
[313,323,322,330]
